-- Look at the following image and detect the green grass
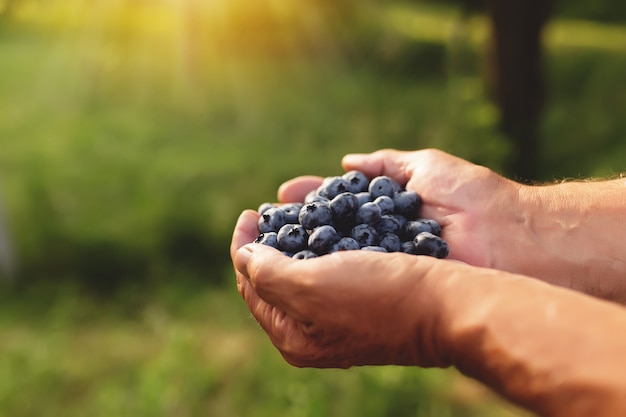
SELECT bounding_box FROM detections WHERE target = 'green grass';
[0,0,624,415]
[0,284,530,417]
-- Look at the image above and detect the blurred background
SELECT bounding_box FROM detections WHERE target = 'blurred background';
[0,0,625,415]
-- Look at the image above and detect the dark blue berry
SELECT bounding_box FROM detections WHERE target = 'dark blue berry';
[342,170,369,193]
[330,192,359,226]
[393,214,408,229]
[422,218,442,236]
[376,214,402,235]
[379,233,401,252]
[258,207,287,233]
[292,250,318,260]
[354,192,373,207]
[374,195,395,215]
[356,202,382,226]
[277,224,308,253]
[299,201,333,230]
[304,190,329,204]
[369,176,400,198]
[308,225,340,255]
[403,219,442,240]
[317,176,351,200]
[330,237,360,252]
[361,246,387,252]
[281,203,303,224]
[258,202,275,215]
[401,241,418,254]
[350,224,379,248]
[254,232,279,249]
[413,232,449,258]
[393,190,422,215]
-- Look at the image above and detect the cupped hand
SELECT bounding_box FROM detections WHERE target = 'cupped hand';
[278,148,522,269]
[230,210,450,369]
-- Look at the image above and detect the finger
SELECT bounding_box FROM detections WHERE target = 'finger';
[236,272,294,337]
[342,149,414,185]
[277,175,324,203]
[235,243,308,318]
[237,272,314,365]
[230,210,260,262]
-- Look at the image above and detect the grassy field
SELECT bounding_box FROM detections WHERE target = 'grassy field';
[0,284,533,417]
[0,0,625,415]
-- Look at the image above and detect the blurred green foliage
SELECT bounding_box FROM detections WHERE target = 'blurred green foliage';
[0,286,530,416]
[0,0,624,415]
[1,0,623,290]
[0,0,507,291]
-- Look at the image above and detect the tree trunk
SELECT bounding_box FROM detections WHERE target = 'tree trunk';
[483,0,553,182]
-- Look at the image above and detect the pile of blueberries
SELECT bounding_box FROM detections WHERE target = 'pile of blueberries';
[254,170,449,259]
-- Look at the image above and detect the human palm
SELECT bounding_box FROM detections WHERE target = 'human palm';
[277,149,520,269]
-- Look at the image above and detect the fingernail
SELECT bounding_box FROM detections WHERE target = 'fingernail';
[235,244,255,278]
[342,153,366,166]
[341,153,366,168]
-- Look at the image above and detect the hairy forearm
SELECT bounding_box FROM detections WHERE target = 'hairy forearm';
[499,179,626,302]
[430,262,626,417]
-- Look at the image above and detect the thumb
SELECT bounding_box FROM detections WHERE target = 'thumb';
[234,243,300,312]
[277,175,324,203]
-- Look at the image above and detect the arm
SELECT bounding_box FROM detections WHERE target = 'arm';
[437,260,626,417]
[231,212,626,416]
[512,179,626,301]
[279,149,626,303]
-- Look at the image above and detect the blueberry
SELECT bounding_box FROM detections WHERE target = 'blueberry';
[413,232,449,258]
[254,232,279,249]
[356,202,382,226]
[308,225,340,255]
[342,170,369,193]
[258,207,287,233]
[350,224,379,248]
[374,195,395,215]
[403,219,442,240]
[354,192,373,207]
[369,176,400,198]
[379,233,401,252]
[317,176,351,200]
[258,202,275,215]
[361,246,387,252]
[401,241,418,255]
[393,190,422,215]
[422,218,442,236]
[304,190,329,204]
[392,214,408,229]
[277,224,308,253]
[281,203,303,224]
[299,201,333,230]
[255,168,450,259]
[330,192,359,226]
[330,237,360,252]
[375,215,402,235]
[292,250,318,260]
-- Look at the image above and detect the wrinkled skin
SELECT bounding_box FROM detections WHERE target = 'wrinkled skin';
[231,210,450,368]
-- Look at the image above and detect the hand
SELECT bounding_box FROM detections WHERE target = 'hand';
[279,148,626,303]
[231,212,626,417]
[230,210,451,369]
[231,147,626,414]
[278,148,522,270]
